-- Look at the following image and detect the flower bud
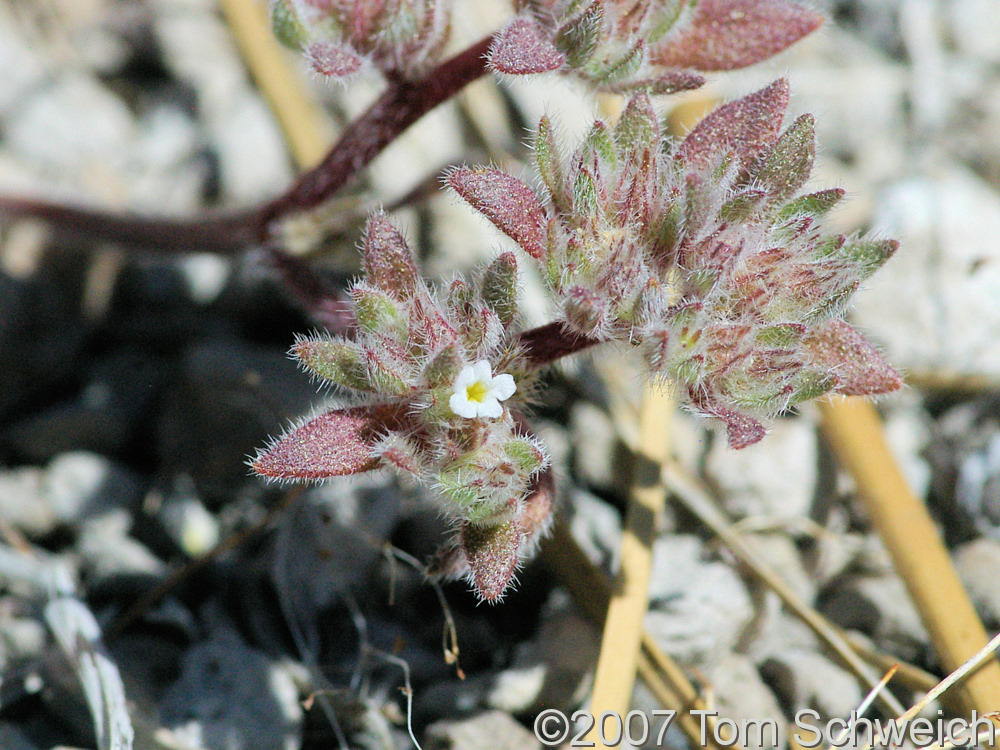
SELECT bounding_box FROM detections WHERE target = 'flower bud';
[480,252,519,328]
[293,336,371,391]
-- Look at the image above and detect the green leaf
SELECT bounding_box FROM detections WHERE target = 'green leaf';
[755,114,816,203]
[270,0,308,49]
[555,2,603,68]
[293,337,371,391]
[480,252,520,328]
[777,188,845,222]
[535,116,570,214]
[614,94,659,153]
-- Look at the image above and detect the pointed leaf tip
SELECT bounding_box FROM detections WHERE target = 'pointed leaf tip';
[677,79,790,172]
[654,0,823,72]
[362,214,418,298]
[756,113,816,202]
[462,519,521,602]
[488,18,565,75]
[251,403,409,480]
[448,167,547,260]
[804,319,903,396]
[306,42,364,78]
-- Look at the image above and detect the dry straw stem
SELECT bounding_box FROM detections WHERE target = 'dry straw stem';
[217,0,332,169]
[541,522,740,750]
[661,461,907,719]
[843,632,940,695]
[819,397,1000,715]
[840,629,1000,750]
[586,384,673,743]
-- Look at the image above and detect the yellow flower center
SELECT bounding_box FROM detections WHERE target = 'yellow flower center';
[465,380,489,403]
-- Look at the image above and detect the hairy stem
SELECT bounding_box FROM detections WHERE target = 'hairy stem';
[0,36,494,253]
[518,322,601,367]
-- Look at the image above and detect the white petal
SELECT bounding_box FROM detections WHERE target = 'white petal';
[449,392,477,418]
[490,373,516,401]
[477,397,503,419]
[453,365,478,389]
[471,360,493,381]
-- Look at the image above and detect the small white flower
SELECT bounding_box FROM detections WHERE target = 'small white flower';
[449,360,516,419]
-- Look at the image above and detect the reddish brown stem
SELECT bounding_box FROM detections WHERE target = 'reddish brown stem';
[0,36,494,253]
[261,36,493,223]
[517,322,601,367]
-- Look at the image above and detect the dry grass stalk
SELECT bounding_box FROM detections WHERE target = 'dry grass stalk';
[541,522,742,750]
[586,384,673,744]
[837,630,1000,750]
[819,397,1000,714]
[218,0,332,169]
[661,461,907,718]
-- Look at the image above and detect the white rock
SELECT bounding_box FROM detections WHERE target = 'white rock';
[128,105,206,213]
[210,93,292,203]
[569,402,620,494]
[78,511,167,581]
[425,710,541,750]
[704,417,817,522]
[705,655,787,750]
[5,73,136,181]
[744,532,816,605]
[645,535,754,668]
[947,0,1000,65]
[854,166,1000,378]
[566,489,622,573]
[760,649,863,722]
[0,8,47,113]
[882,393,933,500]
[953,538,1000,627]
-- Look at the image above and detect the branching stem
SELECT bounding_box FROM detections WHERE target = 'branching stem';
[0,36,494,253]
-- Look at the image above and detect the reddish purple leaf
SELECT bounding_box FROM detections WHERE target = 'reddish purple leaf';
[804,319,903,396]
[689,388,767,449]
[653,0,823,72]
[462,518,521,602]
[488,18,565,75]
[447,167,548,260]
[519,468,555,539]
[716,406,767,449]
[251,403,409,480]
[306,42,364,78]
[362,213,418,299]
[676,78,790,172]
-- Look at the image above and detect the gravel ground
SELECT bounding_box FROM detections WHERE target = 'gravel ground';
[2,1,1000,749]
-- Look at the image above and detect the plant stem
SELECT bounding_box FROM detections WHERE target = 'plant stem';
[260,36,493,223]
[518,321,601,367]
[0,36,495,253]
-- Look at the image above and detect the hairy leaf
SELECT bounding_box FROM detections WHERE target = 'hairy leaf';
[676,79,789,172]
[803,319,903,396]
[653,0,823,72]
[448,167,548,260]
[488,18,565,74]
[251,403,409,480]
[462,519,521,602]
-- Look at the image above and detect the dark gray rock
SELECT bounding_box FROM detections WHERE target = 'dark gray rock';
[156,340,316,502]
[818,574,929,662]
[159,630,303,750]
